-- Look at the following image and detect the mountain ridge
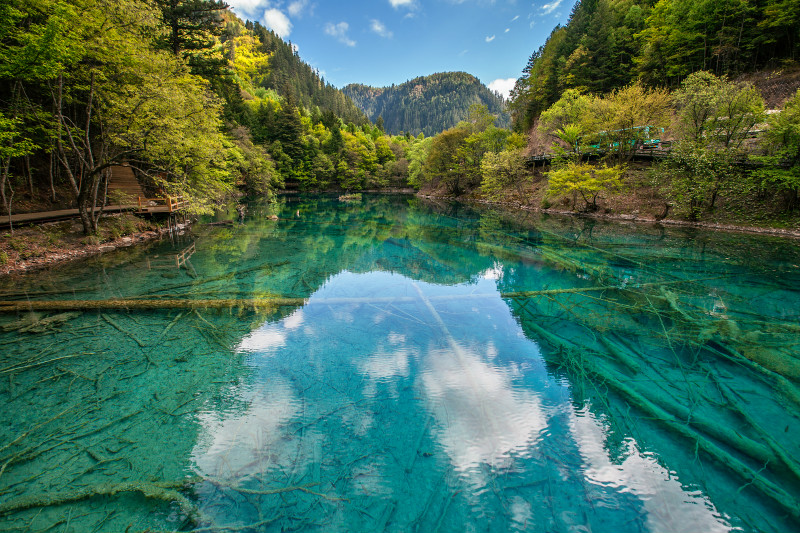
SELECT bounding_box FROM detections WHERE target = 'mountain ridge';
[343,72,510,136]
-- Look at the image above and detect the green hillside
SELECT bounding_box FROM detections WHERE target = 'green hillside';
[343,72,510,137]
[238,20,368,126]
[509,0,800,130]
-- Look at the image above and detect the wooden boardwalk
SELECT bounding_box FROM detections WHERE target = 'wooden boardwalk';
[0,204,178,227]
[0,165,185,227]
[108,164,145,200]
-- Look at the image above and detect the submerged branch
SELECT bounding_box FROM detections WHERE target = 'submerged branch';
[0,298,307,312]
[0,480,200,518]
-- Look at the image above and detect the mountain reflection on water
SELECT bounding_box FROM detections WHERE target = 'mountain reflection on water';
[0,194,798,533]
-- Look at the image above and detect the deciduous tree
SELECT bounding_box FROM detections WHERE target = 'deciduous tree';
[546,162,625,211]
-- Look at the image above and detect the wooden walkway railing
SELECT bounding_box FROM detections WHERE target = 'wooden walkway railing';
[138,195,187,213]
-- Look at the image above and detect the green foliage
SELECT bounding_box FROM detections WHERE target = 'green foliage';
[538,89,592,153]
[653,141,741,219]
[539,89,591,138]
[406,137,432,188]
[509,0,798,130]
[0,0,238,218]
[537,82,671,163]
[508,28,567,131]
[0,0,84,82]
[228,126,278,196]
[637,0,798,85]
[546,162,626,210]
[480,149,528,199]
[674,71,765,149]
[588,82,672,164]
[0,113,36,161]
[752,89,800,211]
[155,0,226,53]
[423,126,472,195]
[763,90,800,162]
[412,105,526,196]
[243,20,368,126]
[342,72,510,137]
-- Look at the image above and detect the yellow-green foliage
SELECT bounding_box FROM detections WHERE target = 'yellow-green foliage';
[480,149,528,199]
[231,33,270,88]
[546,162,626,209]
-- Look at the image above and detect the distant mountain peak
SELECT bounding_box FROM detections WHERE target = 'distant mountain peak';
[343,72,509,136]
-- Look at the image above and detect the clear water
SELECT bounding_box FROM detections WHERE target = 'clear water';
[0,195,798,533]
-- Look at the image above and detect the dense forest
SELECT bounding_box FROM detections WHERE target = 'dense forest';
[343,72,510,137]
[237,19,368,126]
[408,0,800,224]
[509,0,800,131]
[1,0,798,247]
[0,0,432,236]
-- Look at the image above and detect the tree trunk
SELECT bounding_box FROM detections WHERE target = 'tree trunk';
[53,71,99,235]
[76,190,94,235]
[90,168,109,231]
[1,157,14,234]
[49,149,57,202]
[25,155,33,196]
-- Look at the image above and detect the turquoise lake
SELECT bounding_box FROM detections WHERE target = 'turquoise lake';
[0,194,798,532]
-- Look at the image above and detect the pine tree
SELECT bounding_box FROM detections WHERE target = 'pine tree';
[155,0,228,56]
[275,92,304,161]
[154,0,229,76]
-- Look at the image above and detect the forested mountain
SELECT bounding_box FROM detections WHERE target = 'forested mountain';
[0,0,417,235]
[235,19,368,126]
[509,0,800,130]
[343,72,510,137]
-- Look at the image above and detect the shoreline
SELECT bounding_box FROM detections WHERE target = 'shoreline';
[418,194,800,240]
[0,222,192,278]
[3,191,799,278]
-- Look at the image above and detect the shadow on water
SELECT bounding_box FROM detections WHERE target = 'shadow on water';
[0,194,798,532]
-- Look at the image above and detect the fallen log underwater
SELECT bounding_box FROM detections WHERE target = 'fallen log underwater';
[0,276,722,312]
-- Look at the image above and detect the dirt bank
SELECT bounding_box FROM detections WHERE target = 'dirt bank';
[419,193,800,240]
[0,214,192,277]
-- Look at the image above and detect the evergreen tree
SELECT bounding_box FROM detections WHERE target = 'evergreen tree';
[154,0,229,76]
[274,93,304,161]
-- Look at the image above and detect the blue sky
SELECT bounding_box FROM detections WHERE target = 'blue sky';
[226,0,577,98]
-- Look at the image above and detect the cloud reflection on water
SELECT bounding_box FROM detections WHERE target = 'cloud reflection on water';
[192,269,740,531]
[192,378,300,480]
[420,340,547,486]
[569,406,733,533]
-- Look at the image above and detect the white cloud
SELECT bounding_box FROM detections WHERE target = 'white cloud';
[325,22,356,47]
[541,0,564,15]
[488,77,517,99]
[511,15,520,21]
[226,0,269,17]
[459,49,469,56]
[504,28,510,32]
[389,0,415,7]
[264,8,292,38]
[370,19,393,38]
[287,0,308,16]
[485,35,496,42]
